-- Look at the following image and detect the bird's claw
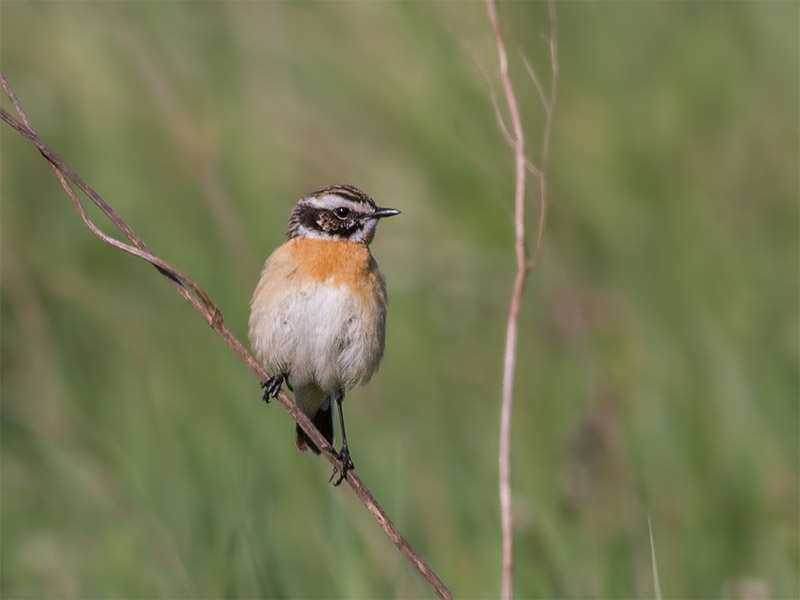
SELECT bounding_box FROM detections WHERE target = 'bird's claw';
[329,443,355,486]
[260,373,287,403]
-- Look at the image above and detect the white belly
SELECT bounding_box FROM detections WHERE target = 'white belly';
[249,281,386,394]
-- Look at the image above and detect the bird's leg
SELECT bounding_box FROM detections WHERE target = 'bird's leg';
[329,389,355,486]
[260,372,288,403]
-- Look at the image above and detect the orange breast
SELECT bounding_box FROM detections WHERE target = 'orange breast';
[284,238,385,301]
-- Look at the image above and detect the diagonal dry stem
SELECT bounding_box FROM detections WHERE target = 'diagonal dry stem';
[0,73,452,600]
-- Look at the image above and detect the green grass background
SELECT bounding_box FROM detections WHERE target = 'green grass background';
[1,2,797,598]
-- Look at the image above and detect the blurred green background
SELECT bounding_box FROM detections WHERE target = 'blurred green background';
[1,2,797,598]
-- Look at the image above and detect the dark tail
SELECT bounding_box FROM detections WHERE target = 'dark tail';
[295,401,334,454]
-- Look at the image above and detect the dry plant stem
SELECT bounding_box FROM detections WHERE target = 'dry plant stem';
[485,2,526,598]
[0,74,452,600]
[525,2,559,271]
[485,2,557,599]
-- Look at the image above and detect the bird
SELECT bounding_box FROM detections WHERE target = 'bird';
[248,184,399,484]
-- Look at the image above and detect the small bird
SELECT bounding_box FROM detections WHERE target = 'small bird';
[248,184,399,484]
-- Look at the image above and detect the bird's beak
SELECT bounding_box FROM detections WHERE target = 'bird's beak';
[372,207,401,219]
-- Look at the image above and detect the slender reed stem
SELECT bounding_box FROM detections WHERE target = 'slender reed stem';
[484,2,558,598]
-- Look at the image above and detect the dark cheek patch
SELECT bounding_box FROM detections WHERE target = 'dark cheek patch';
[310,210,357,237]
[316,212,337,232]
[338,220,360,238]
[292,205,362,238]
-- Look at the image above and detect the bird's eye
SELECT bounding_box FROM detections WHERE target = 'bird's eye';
[334,207,351,219]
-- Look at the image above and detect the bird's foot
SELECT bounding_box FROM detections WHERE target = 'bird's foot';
[329,442,355,486]
[260,373,287,403]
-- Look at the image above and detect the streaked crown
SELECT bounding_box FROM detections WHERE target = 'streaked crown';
[287,184,399,244]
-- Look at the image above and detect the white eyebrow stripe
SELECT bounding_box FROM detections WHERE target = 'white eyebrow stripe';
[304,195,370,214]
